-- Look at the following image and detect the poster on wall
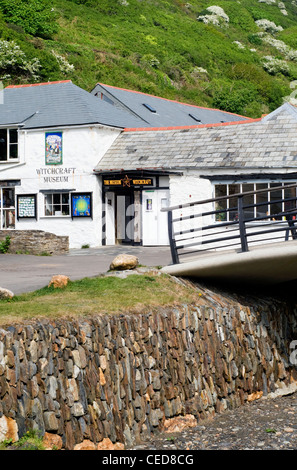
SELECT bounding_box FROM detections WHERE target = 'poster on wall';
[45,132,63,165]
[71,193,92,218]
[17,194,37,219]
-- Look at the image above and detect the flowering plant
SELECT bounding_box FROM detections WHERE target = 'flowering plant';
[0,40,40,80]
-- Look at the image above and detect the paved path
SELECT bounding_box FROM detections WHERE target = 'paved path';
[0,246,172,295]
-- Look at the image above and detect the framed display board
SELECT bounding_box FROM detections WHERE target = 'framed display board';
[17,194,37,219]
[71,193,92,218]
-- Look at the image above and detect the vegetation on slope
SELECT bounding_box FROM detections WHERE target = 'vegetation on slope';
[0,0,297,117]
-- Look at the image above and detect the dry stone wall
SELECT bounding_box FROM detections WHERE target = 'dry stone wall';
[0,281,297,449]
[0,230,69,255]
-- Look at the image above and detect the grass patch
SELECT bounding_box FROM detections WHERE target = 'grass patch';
[0,273,201,326]
[0,430,45,451]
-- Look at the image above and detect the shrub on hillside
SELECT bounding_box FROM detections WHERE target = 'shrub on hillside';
[0,39,40,80]
[0,0,58,38]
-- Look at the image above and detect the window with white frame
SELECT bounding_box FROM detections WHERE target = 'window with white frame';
[44,192,70,216]
[0,129,18,162]
[214,182,297,222]
[0,187,15,228]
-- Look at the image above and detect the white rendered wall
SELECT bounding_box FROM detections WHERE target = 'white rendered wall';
[169,171,212,207]
[0,125,121,249]
[169,172,213,247]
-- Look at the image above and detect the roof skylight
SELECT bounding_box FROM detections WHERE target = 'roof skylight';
[143,103,157,113]
[188,113,201,122]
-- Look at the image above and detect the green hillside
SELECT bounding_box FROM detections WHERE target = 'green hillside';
[1,0,297,117]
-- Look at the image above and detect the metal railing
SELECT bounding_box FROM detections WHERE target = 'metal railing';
[162,183,297,265]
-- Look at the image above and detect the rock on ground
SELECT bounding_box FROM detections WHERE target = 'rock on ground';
[42,432,63,450]
[48,275,70,288]
[0,287,14,299]
[109,254,138,271]
[74,438,125,450]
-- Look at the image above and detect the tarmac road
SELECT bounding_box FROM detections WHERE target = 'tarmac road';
[0,246,172,295]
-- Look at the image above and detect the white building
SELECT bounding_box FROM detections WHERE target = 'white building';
[0,80,144,249]
[0,80,247,250]
[2,80,297,251]
[95,102,297,249]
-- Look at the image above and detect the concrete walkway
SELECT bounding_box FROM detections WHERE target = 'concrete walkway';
[0,246,172,295]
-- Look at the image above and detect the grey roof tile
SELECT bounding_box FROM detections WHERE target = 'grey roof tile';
[95,103,297,172]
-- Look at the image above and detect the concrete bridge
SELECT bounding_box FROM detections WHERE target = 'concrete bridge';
[161,183,297,285]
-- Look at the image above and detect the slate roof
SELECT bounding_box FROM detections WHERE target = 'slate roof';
[91,83,249,128]
[94,103,297,172]
[2,80,251,131]
[2,81,146,129]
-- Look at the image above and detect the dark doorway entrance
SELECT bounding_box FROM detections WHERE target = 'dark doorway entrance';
[115,190,134,244]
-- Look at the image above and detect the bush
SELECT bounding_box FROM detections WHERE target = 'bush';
[0,236,10,254]
[248,34,263,46]
[0,39,40,80]
[0,429,45,450]
[212,80,258,114]
[0,0,58,38]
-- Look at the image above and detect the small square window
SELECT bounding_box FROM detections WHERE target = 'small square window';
[0,128,18,161]
[44,193,70,216]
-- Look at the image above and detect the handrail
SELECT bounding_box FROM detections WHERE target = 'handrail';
[161,182,297,212]
[163,183,297,265]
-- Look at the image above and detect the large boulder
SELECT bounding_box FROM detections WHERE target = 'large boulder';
[109,254,138,271]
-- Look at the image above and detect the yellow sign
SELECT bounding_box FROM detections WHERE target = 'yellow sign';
[133,179,152,185]
[104,180,122,185]
[103,177,152,186]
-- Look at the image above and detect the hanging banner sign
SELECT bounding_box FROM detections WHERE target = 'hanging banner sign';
[45,132,63,165]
